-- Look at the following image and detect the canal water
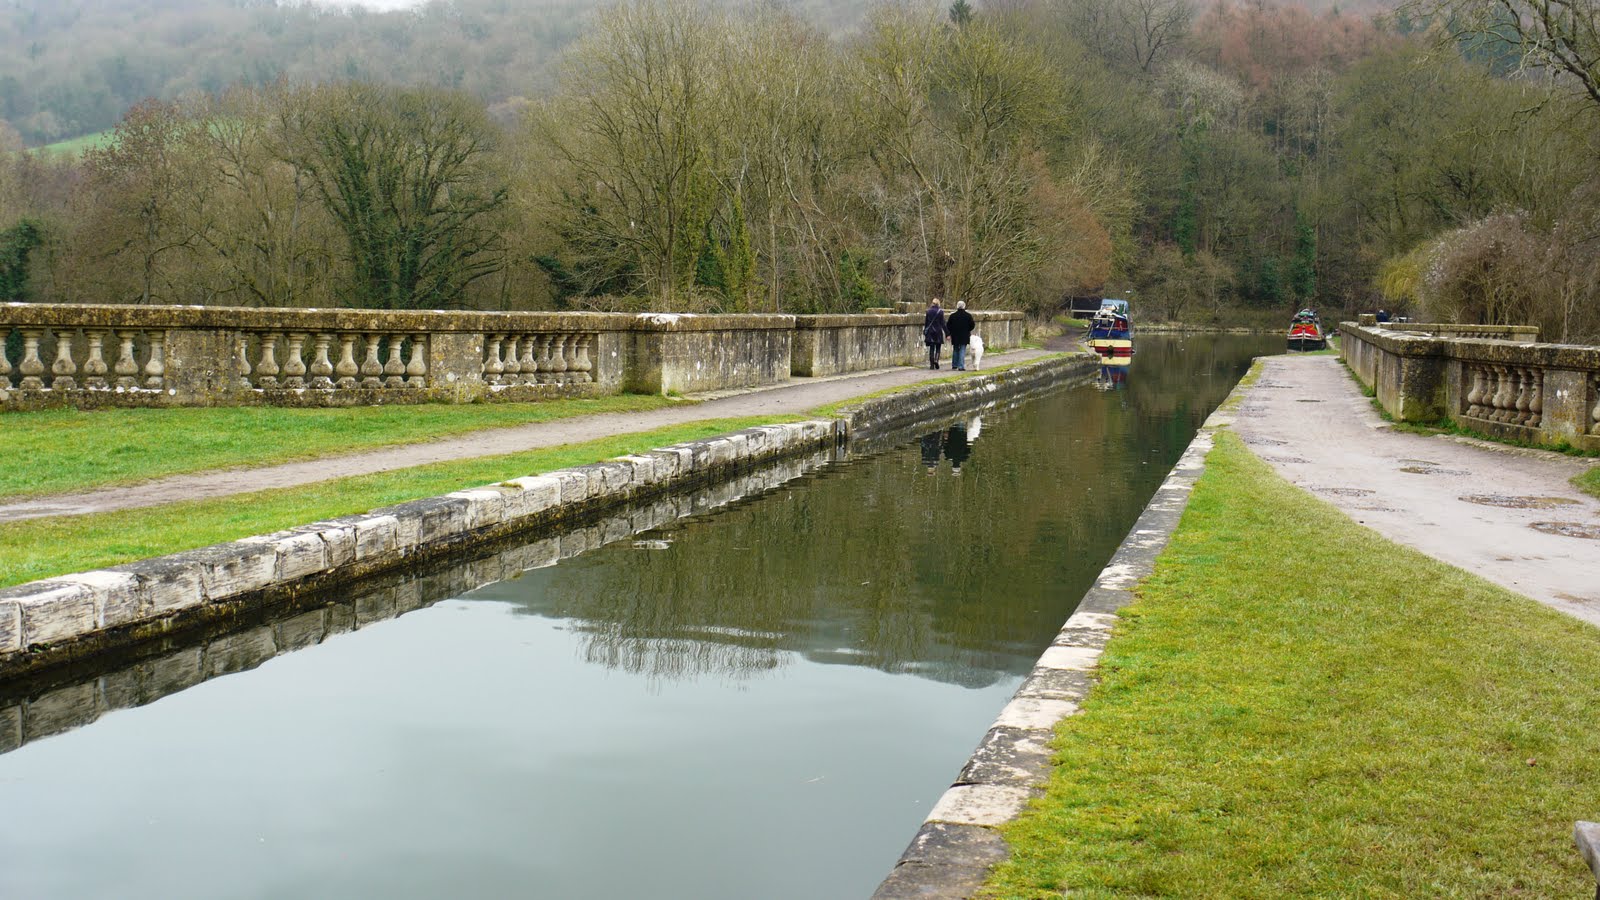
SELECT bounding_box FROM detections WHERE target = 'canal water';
[0,334,1279,900]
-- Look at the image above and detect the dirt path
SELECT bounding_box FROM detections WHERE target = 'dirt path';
[1232,355,1600,626]
[0,349,1051,523]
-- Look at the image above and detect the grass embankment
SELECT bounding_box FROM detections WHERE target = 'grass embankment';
[0,416,794,589]
[0,396,683,501]
[985,430,1600,899]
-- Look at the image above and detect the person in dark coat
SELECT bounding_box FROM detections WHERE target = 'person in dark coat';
[923,299,947,369]
[946,300,975,370]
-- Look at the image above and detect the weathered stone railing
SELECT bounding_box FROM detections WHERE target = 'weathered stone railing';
[1,304,1027,411]
[1354,316,1541,343]
[792,311,1024,377]
[1340,321,1600,451]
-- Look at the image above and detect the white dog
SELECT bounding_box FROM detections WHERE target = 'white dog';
[969,334,985,370]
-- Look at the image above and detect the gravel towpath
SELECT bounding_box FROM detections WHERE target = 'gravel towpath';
[1232,355,1600,626]
[0,349,1051,523]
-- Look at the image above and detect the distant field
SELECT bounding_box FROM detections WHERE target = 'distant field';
[33,129,116,156]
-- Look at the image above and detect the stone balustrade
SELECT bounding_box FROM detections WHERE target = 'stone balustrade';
[2,304,1028,411]
[1340,321,1600,451]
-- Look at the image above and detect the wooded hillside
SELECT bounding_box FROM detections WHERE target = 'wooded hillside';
[2,0,1597,339]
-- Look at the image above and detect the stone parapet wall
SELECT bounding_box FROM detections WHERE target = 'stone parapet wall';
[1340,322,1600,450]
[1,304,1029,410]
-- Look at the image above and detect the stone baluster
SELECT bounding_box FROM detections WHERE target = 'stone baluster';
[360,334,385,389]
[518,333,539,384]
[1511,368,1531,425]
[1489,366,1511,422]
[113,330,140,389]
[143,331,166,390]
[50,329,79,391]
[1525,368,1543,428]
[536,335,556,384]
[283,333,308,389]
[1466,365,1486,418]
[309,333,336,390]
[502,336,522,385]
[406,334,428,388]
[1591,376,1600,435]
[17,329,44,391]
[484,333,506,385]
[383,336,407,388]
[572,334,593,383]
[234,333,253,389]
[547,334,570,384]
[0,328,11,392]
[82,330,110,389]
[255,333,281,389]
[334,333,360,389]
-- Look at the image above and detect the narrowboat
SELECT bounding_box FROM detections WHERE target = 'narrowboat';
[1088,304,1133,363]
[1287,309,1326,351]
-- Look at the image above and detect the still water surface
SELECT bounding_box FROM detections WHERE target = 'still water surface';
[0,334,1280,900]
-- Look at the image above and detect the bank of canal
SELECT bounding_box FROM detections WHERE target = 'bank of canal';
[0,334,1279,899]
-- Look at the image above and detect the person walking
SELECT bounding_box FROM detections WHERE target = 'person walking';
[946,300,975,371]
[923,298,947,369]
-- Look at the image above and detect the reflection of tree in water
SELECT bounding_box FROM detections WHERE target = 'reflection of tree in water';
[497,335,1279,687]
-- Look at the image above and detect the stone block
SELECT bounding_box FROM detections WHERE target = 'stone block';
[351,515,400,562]
[1,581,96,646]
[294,520,358,569]
[448,488,510,530]
[595,461,635,499]
[646,449,685,481]
[202,626,278,678]
[925,784,1032,827]
[618,454,657,487]
[181,542,278,602]
[739,428,768,457]
[50,570,142,629]
[414,496,475,545]
[705,438,736,469]
[24,682,99,742]
[554,469,592,505]
[0,703,21,754]
[0,599,21,653]
[723,432,750,461]
[274,609,328,652]
[501,475,561,521]
[117,557,206,617]
[957,725,1057,788]
[263,530,329,582]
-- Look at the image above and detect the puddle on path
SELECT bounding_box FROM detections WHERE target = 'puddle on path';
[1461,494,1581,510]
[1530,522,1600,540]
[1400,465,1470,476]
[1264,456,1311,464]
[1295,399,1324,403]
[1244,437,1288,447]
[1314,487,1375,497]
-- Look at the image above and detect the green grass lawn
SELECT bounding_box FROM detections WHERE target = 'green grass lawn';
[33,129,116,156]
[985,430,1600,899]
[0,395,684,501]
[0,416,795,588]
[1577,466,1600,499]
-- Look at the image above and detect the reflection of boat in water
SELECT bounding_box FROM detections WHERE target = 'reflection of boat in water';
[1287,309,1326,351]
[1094,363,1130,390]
[1088,302,1133,363]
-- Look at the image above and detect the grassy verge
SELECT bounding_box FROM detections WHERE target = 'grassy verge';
[0,395,686,501]
[1576,467,1600,499]
[0,416,792,589]
[983,430,1600,899]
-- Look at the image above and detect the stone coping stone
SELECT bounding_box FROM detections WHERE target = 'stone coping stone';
[1341,322,1600,369]
[1576,821,1600,888]
[871,423,1220,899]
